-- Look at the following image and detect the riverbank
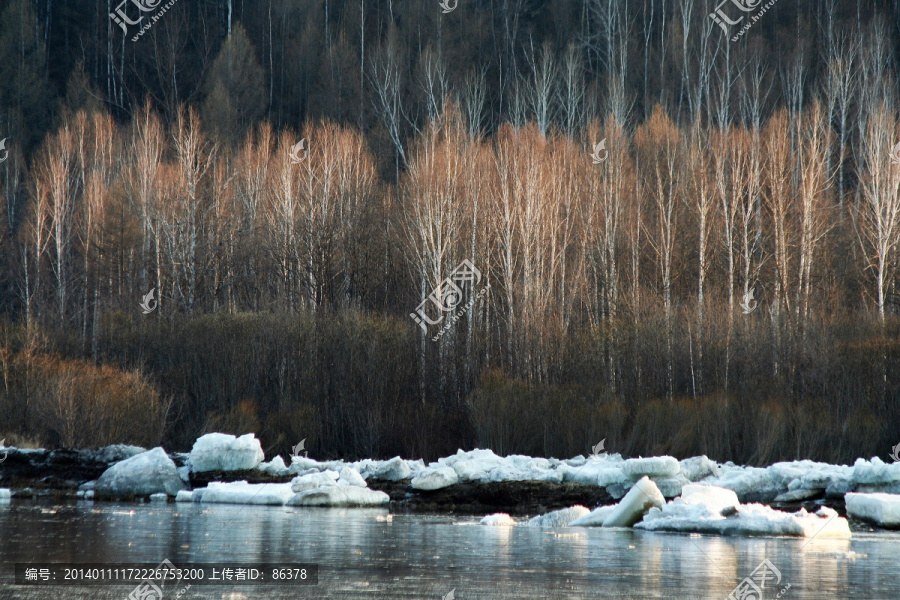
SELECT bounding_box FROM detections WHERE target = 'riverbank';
[0,445,867,522]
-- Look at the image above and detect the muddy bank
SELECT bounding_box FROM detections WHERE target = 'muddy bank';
[0,447,143,494]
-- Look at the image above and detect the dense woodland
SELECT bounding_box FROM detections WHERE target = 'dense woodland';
[1,0,900,465]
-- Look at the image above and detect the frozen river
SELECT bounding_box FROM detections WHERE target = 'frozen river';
[1,500,898,599]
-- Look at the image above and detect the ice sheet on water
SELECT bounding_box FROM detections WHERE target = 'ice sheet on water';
[200,481,295,505]
[636,501,851,538]
[287,486,389,507]
[522,505,590,527]
[569,505,616,527]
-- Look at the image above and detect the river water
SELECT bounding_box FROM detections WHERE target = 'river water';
[1,500,898,599]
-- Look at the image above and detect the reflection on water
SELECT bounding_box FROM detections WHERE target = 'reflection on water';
[1,500,898,599]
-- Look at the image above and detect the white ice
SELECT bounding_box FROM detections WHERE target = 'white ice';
[601,476,666,527]
[199,481,296,505]
[569,505,616,527]
[257,455,290,476]
[846,492,900,528]
[372,456,412,481]
[411,466,459,490]
[522,505,590,527]
[622,456,680,479]
[291,470,340,492]
[96,447,186,497]
[287,486,389,507]
[338,466,368,487]
[480,513,516,526]
[189,433,265,472]
[679,456,719,482]
[175,490,194,502]
[149,493,167,502]
[636,502,851,538]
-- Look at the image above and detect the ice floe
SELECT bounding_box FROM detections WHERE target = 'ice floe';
[373,456,412,481]
[96,447,186,497]
[601,476,666,527]
[846,492,900,528]
[411,466,459,491]
[522,505,590,527]
[189,433,265,472]
[480,513,516,526]
[291,471,340,492]
[852,458,900,493]
[287,486,389,507]
[199,481,296,505]
[636,501,851,538]
[568,505,616,527]
[622,456,680,479]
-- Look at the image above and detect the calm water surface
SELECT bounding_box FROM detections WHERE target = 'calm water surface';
[1,500,898,599]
